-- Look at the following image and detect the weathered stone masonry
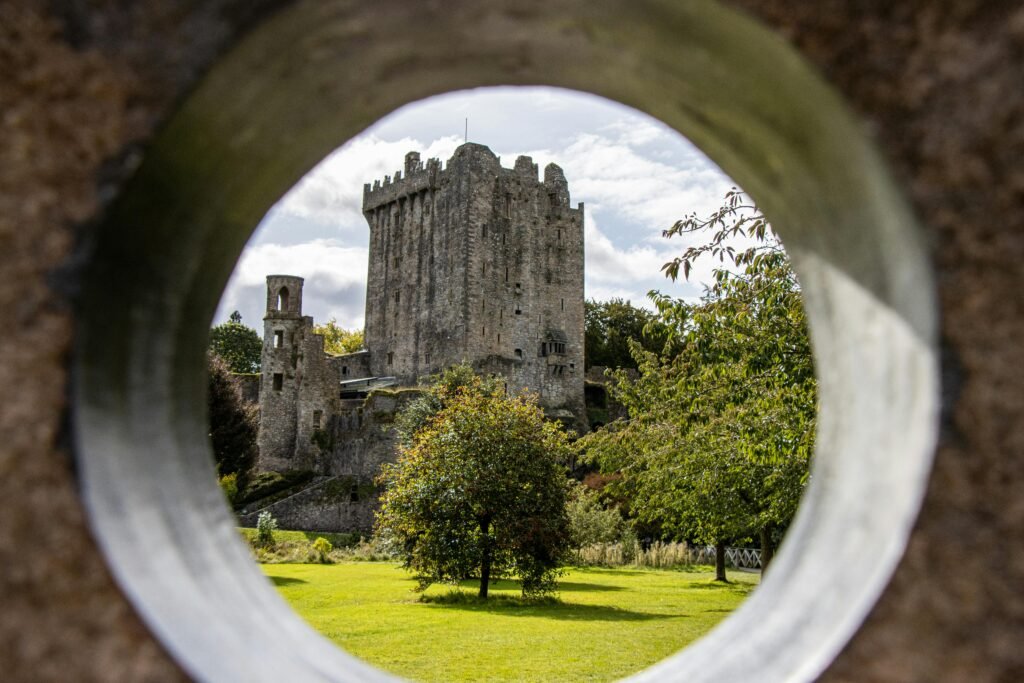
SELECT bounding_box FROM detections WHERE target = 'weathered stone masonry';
[254,143,587,531]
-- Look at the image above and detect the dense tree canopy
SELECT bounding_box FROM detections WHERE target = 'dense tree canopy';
[313,319,364,355]
[584,298,667,370]
[209,312,262,374]
[582,191,815,580]
[207,352,258,490]
[377,374,573,598]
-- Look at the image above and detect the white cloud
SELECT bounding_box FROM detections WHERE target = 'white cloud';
[216,239,369,330]
[274,134,464,232]
[221,88,752,330]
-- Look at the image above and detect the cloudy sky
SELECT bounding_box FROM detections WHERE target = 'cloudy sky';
[215,86,740,330]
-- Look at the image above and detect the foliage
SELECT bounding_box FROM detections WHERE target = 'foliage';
[313,318,364,355]
[377,375,573,598]
[582,190,815,579]
[393,362,504,447]
[209,312,262,373]
[265,562,757,682]
[584,298,668,370]
[312,537,333,563]
[238,527,360,549]
[207,352,258,490]
[218,473,239,504]
[256,511,278,548]
[566,483,624,549]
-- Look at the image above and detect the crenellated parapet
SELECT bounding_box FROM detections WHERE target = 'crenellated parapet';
[362,151,442,211]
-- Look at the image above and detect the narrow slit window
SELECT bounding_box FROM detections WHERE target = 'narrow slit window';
[387,352,394,365]
[313,410,322,430]
[272,373,283,391]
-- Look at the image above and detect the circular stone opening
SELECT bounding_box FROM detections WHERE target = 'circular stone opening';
[72,2,938,682]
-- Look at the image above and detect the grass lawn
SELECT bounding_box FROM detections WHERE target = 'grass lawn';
[263,562,758,682]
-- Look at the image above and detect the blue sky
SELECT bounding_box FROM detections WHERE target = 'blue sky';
[216,86,739,330]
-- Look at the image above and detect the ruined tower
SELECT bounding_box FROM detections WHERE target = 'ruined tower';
[257,275,335,471]
[361,143,586,426]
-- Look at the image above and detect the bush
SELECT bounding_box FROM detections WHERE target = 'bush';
[567,483,624,549]
[312,537,333,563]
[218,472,238,504]
[256,511,278,548]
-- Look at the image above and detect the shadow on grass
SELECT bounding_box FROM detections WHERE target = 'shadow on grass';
[683,580,755,594]
[267,575,308,586]
[418,591,676,622]
[556,581,625,592]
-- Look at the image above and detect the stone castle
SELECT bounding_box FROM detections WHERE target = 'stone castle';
[246,143,585,531]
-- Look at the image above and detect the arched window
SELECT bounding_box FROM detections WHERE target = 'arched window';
[276,287,289,311]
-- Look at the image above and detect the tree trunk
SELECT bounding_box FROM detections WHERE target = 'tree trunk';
[715,541,728,582]
[479,517,491,599]
[759,527,774,572]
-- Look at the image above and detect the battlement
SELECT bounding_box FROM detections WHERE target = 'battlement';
[363,151,442,211]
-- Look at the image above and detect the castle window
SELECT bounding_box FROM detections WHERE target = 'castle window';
[313,410,322,430]
[514,348,523,359]
[272,373,283,391]
[504,193,512,217]
[549,192,558,209]
[387,352,394,365]
[515,306,521,315]
[424,352,430,364]
[483,326,486,336]
[502,234,506,245]
[342,366,348,375]
[515,282,521,291]
[505,267,509,282]
[561,298,565,311]
[394,291,400,304]
[497,333,501,343]
[274,330,284,348]
[350,483,359,503]
[482,224,487,238]
[276,287,289,311]
[558,228,562,242]
[546,272,552,284]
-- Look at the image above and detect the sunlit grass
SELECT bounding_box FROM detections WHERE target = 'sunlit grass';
[263,562,758,682]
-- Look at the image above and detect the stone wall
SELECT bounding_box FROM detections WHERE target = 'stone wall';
[238,476,379,534]
[362,143,586,428]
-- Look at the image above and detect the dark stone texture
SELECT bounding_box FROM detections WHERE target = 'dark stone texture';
[1,0,1022,680]
[722,1,1024,680]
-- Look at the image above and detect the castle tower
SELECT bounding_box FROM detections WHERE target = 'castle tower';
[361,143,586,429]
[257,275,306,470]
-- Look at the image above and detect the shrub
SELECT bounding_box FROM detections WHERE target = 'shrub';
[218,472,238,504]
[256,511,278,548]
[566,483,623,549]
[312,537,333,563]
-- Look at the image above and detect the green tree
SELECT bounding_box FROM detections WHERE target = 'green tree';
[582,191,815,580]
[209,312,262,373]
[207,352,258,491]
[393,362,503,447]
[584,298,668,370]
[313,318,364,355]
[376,376,573,598]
